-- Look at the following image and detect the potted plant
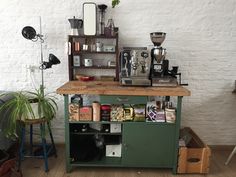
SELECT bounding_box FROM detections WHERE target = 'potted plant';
[0,89,57,139]
[112,0,120,8]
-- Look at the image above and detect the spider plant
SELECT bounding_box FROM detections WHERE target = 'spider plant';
[0,89,57,139]
[27,89,58,122]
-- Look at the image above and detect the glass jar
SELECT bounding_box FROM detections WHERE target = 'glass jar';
[105,19,115,37]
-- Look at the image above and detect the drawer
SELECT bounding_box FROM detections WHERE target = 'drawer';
[100,95,147,104]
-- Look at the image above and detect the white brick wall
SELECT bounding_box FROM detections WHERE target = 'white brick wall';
[0,0,236,145]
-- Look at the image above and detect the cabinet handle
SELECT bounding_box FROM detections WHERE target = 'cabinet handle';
[123,143,128,149]
[117,97,129,102]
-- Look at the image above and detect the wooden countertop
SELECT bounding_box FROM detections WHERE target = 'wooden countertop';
[56,81,190,96]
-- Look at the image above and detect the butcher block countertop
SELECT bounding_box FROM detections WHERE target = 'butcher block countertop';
[56,81,191,96]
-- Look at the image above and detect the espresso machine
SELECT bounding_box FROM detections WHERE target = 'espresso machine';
[120,47,151,86]
[149,32,178,87]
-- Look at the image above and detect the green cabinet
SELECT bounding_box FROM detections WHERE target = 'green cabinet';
[60,92,188,174]
[122,123,175,167]
[67,122,176,169]
[57,80,190,174]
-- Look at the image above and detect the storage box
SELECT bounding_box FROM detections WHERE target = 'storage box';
[133,104,146,121]
[106,144,122,157]
[79,106,92,121]
[68,103,80,121]
[110,105,123,121]
[110,123,121,133]
[146,101,165,122]
[178,127,211,174]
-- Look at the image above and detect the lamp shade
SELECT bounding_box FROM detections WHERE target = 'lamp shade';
[42,54,60,69]
[22,26,37,40]
[49,54,60,65]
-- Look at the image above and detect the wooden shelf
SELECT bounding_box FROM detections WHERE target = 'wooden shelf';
[69,121,175,126]
[73,51,116,55]
[69,121,121,124]
[68,34,119,81]
[69,35,118,39]
[72,66,116,69]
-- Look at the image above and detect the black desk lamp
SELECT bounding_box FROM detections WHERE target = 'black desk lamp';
[21,18,60,96]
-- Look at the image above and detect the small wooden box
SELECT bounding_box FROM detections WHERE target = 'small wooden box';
[178,127,211,174]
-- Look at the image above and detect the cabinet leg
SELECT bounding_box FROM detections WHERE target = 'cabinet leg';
[65,162,72,173]
[173,96,183,174]
[64,94,71,173]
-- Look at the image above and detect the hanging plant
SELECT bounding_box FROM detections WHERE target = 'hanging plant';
[112,0,120,8]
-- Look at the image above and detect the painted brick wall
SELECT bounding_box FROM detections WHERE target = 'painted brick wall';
[0,0,236,145]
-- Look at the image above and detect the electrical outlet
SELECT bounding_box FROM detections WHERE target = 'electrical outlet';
[27,65,39,73]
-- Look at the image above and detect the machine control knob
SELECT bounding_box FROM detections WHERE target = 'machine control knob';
[123,52,128,57]
[141,51,148,58]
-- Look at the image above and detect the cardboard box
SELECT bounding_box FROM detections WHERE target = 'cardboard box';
[68,103,79,121]
[178,127,211,174]
[106,144,122,157]
[79,106,92,121]
[110,105,123,121]
[110,123,121,133]
[146,101,165,122]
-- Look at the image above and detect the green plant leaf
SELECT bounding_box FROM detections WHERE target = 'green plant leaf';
[112,0,120,8]
[0,89,58,139]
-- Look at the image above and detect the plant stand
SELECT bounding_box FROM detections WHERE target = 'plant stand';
[19,118,57,172]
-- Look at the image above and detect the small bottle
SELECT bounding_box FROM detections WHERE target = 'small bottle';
[107,19,115,36]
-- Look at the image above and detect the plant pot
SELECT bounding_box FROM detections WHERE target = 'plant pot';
[0,150,9,166]
[27,102,44,120]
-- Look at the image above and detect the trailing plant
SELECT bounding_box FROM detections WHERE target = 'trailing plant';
[0,89,57,139]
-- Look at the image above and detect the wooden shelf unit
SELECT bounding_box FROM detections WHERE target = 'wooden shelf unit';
[68,35,119,81]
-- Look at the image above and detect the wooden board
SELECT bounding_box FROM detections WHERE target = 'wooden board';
[56,81,191,96]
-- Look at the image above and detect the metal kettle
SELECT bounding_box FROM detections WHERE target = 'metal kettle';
[68,16,83,35]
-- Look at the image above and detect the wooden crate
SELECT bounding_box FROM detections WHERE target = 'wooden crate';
[177,127,211,174]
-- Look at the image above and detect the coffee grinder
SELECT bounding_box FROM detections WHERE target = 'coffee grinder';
[98,4,107,35]
[150,32,178,86]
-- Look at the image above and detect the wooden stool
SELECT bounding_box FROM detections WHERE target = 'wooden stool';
[19,118,57,172]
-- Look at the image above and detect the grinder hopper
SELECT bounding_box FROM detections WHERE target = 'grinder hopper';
[150,32,166,63]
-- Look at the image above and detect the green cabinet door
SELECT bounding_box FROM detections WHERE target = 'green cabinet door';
[122,123,176,168]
